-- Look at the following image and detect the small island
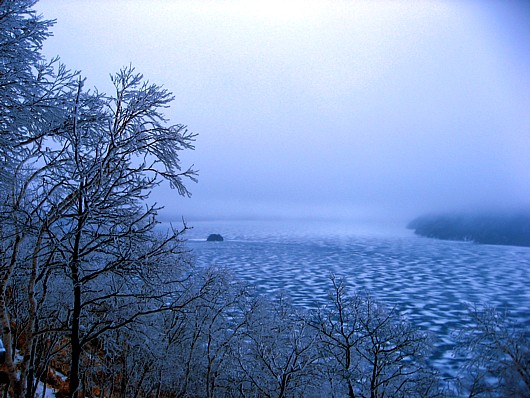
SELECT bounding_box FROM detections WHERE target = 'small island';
[407,212,530,247]
[207,234,224,242]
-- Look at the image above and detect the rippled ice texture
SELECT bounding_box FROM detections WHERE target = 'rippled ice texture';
[183,219,530,377]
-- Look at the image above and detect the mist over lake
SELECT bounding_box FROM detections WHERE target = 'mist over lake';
[37,1,530,223]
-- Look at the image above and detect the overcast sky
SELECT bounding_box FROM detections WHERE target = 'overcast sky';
[35,0,530,223]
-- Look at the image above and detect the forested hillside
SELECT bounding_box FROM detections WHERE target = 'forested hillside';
[408,212,530,247]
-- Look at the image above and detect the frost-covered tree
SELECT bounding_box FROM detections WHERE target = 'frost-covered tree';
[0,1,198,397]
[146,267,251,397]
[353,293,441,398]
[308,276,365,397]
[0,1,77,396]
[34,69,197,398]
[454,305,530,397]
[180,269,250,397]
[237,293,322,397]
[309,276,442,398]
[1,0,53,156]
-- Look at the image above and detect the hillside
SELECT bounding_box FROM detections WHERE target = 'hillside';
[407,212,530,247]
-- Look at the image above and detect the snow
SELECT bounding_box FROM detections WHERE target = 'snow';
[35,382,57,398]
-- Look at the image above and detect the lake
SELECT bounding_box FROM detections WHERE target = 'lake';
[181,219,530,378]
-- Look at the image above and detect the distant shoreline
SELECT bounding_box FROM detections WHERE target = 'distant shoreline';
[407,212,530,247]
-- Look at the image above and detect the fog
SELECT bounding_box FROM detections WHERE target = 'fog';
[36,1,530,224]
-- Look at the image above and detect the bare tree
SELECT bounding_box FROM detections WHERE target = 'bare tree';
[237,293,322,397]
[309,275,442,398]
[1,3,198,396]
[454,305,530,397]
[137,266,251,397]
[354,292,439,398]
[183,268,250,397]
[3,62,195,397]
[0,1,78,395]
[308,275,365,397]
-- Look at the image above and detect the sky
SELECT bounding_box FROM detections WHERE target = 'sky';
[35,0,530,224]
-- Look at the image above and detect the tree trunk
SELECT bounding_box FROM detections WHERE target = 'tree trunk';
[68,269,82,398]
[24,233,45,398]
[0,294,21,398]
[348,381,356,398]
[345,345,355,398]
[0,232,23,398]
[68,180,84,398]
[370,350,379,398]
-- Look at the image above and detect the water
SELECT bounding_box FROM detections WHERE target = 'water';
[181,219,530,378]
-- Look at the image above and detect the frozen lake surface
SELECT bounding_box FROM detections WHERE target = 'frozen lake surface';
[182,219,530,378]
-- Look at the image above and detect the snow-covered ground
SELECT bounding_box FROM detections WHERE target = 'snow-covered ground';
[35,382,56,398]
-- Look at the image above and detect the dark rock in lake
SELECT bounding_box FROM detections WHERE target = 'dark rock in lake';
[407,212,530,247]
[207,234,224,242]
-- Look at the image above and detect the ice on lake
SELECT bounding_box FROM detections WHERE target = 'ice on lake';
[182,219,530,378]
